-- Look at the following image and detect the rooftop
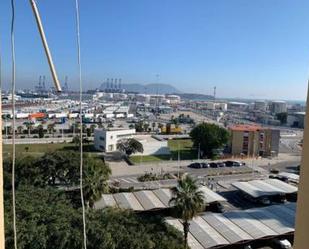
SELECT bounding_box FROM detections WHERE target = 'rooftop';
[94,187,226,211]
[229,124,263,132]
[232,179,298,198]
[167,203,296,249]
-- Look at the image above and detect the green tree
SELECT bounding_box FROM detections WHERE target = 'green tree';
[72,135,81,149]
[4,186,83,249]
[5,187,184,249]
[86,128,92,137]
[117,138,144,157]
[38,125,44,138]
[47,123,55,137]
[17,125,23,134]
[143,123,150,132]
[90,124,96,133]
[169,175,205,249]
[25,123,34,137]
[190,123,229,158]
[82,124,87,133]
[135,121,144,132]
[152,122,156,131]
[83,156,111,208]
[33,151,80,187]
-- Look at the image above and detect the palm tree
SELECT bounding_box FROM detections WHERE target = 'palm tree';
[25,123,33,138]
[90,124,96,134]
[47,123,55,137]
[72,135,80,149]
[169,175,205,249]
[117,138,144,157]
[83,156,111,208]
[7,125,13,135]
[37,124,45,138]
[17,125,23,135]
[143,123,150,132]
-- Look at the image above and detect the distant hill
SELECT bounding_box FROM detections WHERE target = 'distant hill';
[177,93,214,101]
[99,83,181,94]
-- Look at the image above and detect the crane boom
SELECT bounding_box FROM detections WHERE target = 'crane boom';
[29,0,62,92]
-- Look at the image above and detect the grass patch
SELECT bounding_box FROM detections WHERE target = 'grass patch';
[3,143,98,158]
[130,139,197,163]
[168,139,197,160]
[130,155,171,163]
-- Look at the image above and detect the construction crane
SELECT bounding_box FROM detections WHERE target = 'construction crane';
[29,0,62,92]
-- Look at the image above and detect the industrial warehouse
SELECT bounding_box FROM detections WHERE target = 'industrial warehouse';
[94,186,227,212]
[166,203,295,249]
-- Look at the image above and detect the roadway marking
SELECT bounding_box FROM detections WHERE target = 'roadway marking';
[119,178,131,183]
[127,178,139,183]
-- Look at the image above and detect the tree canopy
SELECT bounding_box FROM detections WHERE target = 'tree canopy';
[4,151,111,206]
[190,123,229,158]
[4,149,185,249]
[117,138,144,156]
[5,186,185,249]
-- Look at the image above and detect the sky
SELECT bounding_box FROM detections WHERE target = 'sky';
[1,0,309,100]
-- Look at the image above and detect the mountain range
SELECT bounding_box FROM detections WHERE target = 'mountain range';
[100,83,180,94]
[99,82,214,100]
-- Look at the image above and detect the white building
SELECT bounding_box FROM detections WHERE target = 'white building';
[94,128,170,155]
[254,100,267,111]
[215,103,227,111]
[94,128,136,152]
[136,94,151,103]
[270,101,287,114]
[227,102,249,111]
[166,95,181,105]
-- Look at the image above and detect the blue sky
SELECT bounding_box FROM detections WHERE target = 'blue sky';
[1,0,309,100]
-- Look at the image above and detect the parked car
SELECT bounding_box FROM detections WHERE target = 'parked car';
[209,162,219,168]
[217,162,226,167]
[201,162,210,168]
[188,163,202,169]
[224,161,234,167]
[269,175,289,182]
[224,160,243,167]
[271,239,292,249]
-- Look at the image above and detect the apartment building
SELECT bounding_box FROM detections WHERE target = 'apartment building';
[229,124,280,157]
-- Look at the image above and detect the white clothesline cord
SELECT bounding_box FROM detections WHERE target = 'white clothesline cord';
[10,0,18,249]
[74,0,87,248]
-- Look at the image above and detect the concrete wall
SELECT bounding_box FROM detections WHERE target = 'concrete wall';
[135,137,170,156]
[231,131,244,155]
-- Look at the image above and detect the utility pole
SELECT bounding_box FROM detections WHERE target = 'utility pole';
[198,143,201,161]
[177,137,180,179]
[294,82,309,248]
[0,38,5,249]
